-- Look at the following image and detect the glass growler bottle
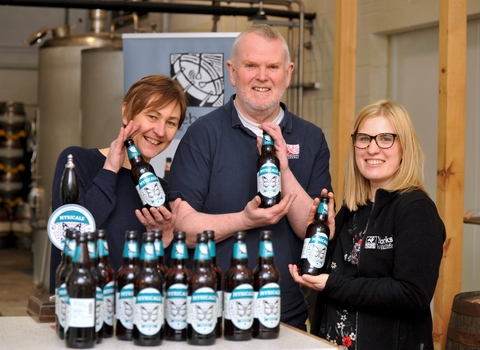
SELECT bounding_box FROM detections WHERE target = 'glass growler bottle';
[252,230,281,339]
[153,229,168,279]
[86,231,103,344]
[205,230,223,338]
[187,233,217,345]
[60,154,79,205]
[257,132,281,208]
[224,231,254,341]
[65,231,96,348]
[55,228,77,339]
[300,195,330,276]
[96,229,115,338]
[133,232,164,346]
[116,230,139,341]
[124,137,167,209]
[164,231,190,341]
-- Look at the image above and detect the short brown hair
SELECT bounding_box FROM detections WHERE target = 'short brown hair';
[122,74,187,128]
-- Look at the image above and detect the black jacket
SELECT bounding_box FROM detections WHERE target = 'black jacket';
[311,189,446,350]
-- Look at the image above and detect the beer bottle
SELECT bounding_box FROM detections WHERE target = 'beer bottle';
[86,231,103,343]
[252,230,281,339]
[55,228,77,339]
[124,137,167,209]
[96,229,115,338]
[60,154,79,205]
[205,230,223,338]
[187,233,217,345]
[116,230,139,340]
[164,231,190,341]
[224,231,254,341]
[65,231,96,348]
[300,195,330,276]
[163,157,172,182]
[257,132,281,208]
[133,232,164,346]
[153,229,168,279]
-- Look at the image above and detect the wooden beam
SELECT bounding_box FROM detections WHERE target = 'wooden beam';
[332,0,357,205]
[434,0,466,349]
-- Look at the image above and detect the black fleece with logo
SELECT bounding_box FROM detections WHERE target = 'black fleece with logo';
[311,189,446,350]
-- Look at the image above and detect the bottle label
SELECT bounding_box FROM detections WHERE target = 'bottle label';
[257,164,281,199]
[217,291,223,319]
[141,242,157,261]
[224,284,254,330]
[262,133,274,146]
[259,241,275,258]
[116,283,134,330]
[67,297,95,328]
[97,239,109,257]
[187,287,217,335]
[165,283,188,330]
[172,242,188,260]
[87,241,97,259]
[123,241,138,259]
[136,172,166,207]
[134,287,164,336]
[154,239,164,258]
[194,242,210,261]
[95,286,104,332]
[305,232,328,268]
[127,144,141,159]
[254,283,281,328]
[57,283,68,328]
[208,240,216,258]
[103,281,115,326]
[67,239,76,258]
[318,201,328,215]
[233,242,248,260]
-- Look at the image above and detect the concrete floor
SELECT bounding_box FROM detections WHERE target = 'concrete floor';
[0,248,43,316]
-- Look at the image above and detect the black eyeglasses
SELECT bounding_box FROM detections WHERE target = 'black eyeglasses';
[351,133,398,149]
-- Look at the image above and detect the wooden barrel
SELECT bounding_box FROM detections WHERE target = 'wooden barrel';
[445,291,480,350]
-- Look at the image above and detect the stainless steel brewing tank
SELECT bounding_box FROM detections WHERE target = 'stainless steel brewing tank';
[37,33,121,215]
[81,47,124,149]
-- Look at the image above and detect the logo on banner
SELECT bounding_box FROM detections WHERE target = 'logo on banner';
[171,53,225,108]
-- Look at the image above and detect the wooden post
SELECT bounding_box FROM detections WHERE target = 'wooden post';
[434,0,466,349]
[332,0,357,205]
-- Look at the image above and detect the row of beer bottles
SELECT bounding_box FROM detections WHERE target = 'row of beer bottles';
[117,229,281,346]
[55,228,115,348]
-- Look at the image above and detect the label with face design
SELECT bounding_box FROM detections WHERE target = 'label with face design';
[136,172,166,207]
[257,164,281,198]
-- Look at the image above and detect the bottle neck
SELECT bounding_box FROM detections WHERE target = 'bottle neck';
[140,242,156,266]
[261,144,275,154]
[122,239,139,267]
[232,258,249,267]
[171,258,188,268]
[72,241,91,268]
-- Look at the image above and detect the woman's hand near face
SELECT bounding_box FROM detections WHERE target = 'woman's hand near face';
[103,120,140,173]
[288,264,329,291]
[135,197,181,248]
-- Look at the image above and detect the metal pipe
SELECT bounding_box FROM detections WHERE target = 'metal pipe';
[0,0,316,20]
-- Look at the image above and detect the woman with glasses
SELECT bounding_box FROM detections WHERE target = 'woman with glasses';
[289,100,445,350]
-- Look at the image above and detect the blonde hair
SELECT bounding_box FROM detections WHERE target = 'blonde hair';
[343,100,426,211]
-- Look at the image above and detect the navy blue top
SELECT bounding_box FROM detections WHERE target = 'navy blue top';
[49,146,169,294]
[168,95,332,321]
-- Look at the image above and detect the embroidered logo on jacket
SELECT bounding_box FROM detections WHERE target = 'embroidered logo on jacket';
[364,236,393,250]
[287,144,300,159]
